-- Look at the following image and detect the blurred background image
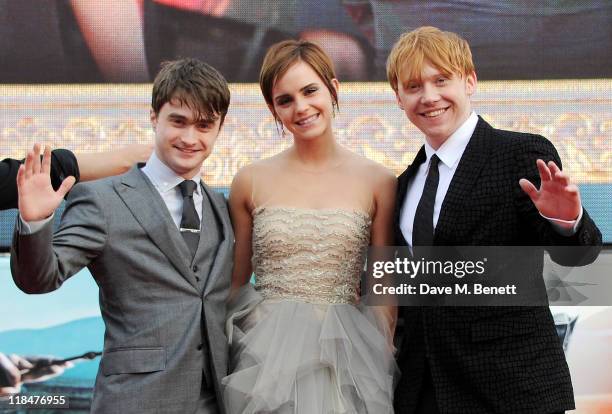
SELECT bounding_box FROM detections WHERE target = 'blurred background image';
[1,0,611,83]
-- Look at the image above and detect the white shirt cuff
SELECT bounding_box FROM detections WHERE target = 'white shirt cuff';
[19,213,54,235]
[540,206,583,237]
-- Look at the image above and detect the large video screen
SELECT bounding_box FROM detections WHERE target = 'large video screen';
[1,0,611,83]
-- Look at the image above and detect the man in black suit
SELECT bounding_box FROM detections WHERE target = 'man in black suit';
[386,27,602,413]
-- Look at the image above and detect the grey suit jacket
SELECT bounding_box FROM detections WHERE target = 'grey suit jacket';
[11,166,234,414]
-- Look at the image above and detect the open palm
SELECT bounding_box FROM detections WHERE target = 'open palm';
[17,144,75,222]
[519,159,581,221]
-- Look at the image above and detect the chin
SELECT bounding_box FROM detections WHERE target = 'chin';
[291,131,317,141]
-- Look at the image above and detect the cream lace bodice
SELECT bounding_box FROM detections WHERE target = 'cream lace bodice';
[252,206,371,305]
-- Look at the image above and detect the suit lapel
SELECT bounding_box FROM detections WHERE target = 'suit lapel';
[114,166,199,289]
[199,183,231,296]
[435,117,493,243]
[395,146,426,246]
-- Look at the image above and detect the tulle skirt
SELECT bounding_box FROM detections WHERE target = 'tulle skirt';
[222,285,398,413]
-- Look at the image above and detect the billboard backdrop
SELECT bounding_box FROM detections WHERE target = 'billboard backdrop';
[1,1,611,83]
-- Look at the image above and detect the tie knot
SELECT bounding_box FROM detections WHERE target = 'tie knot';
[179,180,197,197]
[429,154,440,168]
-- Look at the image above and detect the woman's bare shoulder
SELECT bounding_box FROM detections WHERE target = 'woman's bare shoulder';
[344,150,396,182]
[235,150,290,178]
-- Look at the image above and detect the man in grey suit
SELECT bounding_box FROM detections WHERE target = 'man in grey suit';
[11,59,233,413]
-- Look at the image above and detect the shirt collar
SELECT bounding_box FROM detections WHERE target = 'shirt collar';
[424,112,478,168]
[141,151,201,194]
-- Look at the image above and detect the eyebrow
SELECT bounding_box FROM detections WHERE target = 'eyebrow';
[167,112,217,123]
[167,113,189,120]
[403,72,451,85]
[274,82,319,103]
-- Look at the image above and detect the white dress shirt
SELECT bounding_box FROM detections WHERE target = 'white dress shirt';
[142,151,203,228]
[400,112,581,247]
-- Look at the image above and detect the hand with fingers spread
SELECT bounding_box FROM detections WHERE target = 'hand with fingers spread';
[17,144,76,222]
[519,159,582,221]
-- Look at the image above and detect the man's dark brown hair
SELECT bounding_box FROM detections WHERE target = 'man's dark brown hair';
[152,58,231,125]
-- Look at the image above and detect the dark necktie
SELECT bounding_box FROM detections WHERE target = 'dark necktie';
[178,180,201,259]
[412,154,440,247]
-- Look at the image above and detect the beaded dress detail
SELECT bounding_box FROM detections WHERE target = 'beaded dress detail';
[223,206,397,413]
[253,206,369,304]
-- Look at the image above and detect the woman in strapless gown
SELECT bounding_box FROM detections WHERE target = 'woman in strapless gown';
[222,40,398,413]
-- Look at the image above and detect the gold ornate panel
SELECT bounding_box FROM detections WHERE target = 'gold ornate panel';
[1,81,610,186]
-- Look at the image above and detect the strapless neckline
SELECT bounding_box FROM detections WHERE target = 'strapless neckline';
[252,205,371,222]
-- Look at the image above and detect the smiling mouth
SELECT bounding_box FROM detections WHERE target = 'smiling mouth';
[421,107,448,118]
[295,113,319,126]
[175,146,201,154]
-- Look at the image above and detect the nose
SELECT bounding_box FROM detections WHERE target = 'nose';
[181,126,198,145]
[420,83,440,105]
[295,96,308,114]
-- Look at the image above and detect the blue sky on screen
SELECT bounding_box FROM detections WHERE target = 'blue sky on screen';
[0,256,100,332]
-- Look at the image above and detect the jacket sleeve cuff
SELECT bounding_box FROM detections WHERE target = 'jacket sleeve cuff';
[18,213,54,234]
[540,206,583,237]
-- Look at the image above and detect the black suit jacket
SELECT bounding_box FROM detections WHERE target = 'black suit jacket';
[393,118,602,414]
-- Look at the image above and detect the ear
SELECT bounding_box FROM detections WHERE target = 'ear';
[395,91,404,110]
[267,104,279,121]
[465,71,477,96]
[331,78,339,93]
[150,109,157,130]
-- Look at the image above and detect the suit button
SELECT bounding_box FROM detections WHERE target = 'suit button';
[197,344,203,350]
[195,276,200,282]
[192,265,198,272]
